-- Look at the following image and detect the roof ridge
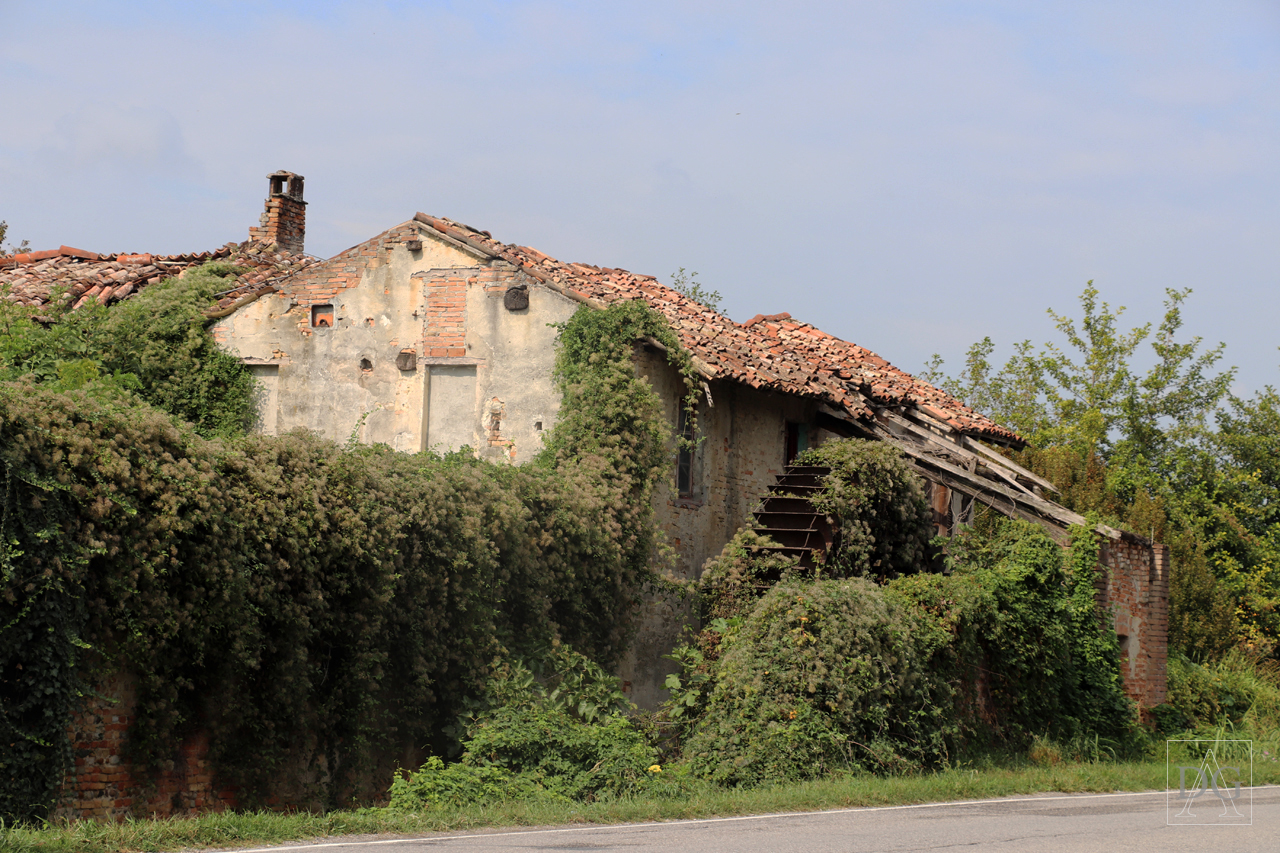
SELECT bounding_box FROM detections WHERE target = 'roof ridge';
[410,212,1021,446]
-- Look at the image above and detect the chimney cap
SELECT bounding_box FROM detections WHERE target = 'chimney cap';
[268,170,302,179]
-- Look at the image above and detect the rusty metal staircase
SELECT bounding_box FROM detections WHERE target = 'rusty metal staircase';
[750,465,835,570]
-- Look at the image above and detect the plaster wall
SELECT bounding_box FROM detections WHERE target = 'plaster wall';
[213,224,575,459]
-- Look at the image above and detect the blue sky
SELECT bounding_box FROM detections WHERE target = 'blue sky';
[3,0,1278,396]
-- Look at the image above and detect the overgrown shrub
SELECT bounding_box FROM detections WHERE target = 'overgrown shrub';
[391,647,681,807]
[0,294,697,821]
[796,440,933,579]
[697,529,801,621]
[684,578,946,786]
[895,521,1133,747]
[0,263,258,437]
[669,518,1135,784]
[1163,652,1280,735]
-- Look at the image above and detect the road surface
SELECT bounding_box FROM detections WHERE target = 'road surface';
[227,786,1280,853]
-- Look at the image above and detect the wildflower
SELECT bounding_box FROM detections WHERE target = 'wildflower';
[788,709,797,720]
[648,764,662,774]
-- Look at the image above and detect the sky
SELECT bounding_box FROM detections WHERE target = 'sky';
[2,0,1278,396]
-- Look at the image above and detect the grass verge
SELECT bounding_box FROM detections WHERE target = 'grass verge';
[5,758,1278,853]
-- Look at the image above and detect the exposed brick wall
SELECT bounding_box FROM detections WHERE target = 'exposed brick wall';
[421,270,469,357]
[280,224,422,335]
[1097,536,1169,707]
[55,671,236,820]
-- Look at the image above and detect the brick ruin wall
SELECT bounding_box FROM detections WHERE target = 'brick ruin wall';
[1097,536,1169,707]
[54,671,236,821]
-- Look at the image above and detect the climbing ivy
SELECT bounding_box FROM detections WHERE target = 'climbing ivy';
[0,292,700,821]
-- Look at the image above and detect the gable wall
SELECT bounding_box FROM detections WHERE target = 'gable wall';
[213,225,577,458]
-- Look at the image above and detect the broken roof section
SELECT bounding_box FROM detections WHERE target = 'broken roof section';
[0,242,321,315]
[411,213,1138,543]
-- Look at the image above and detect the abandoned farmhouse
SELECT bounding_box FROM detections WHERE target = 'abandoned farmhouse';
[0,172,1168,817]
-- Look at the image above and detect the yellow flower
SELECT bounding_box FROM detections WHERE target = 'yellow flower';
[648,764,662,774]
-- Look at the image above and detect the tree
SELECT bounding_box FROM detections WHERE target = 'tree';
[922,284,1276,659]
[923,284,1234,488]
[670,268,722,313]
[0,219,30,256]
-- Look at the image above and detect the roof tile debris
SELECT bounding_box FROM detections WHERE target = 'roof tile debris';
[414,213,1022,446]
[0,242,321,314]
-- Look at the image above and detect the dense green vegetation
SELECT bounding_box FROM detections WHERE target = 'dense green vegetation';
[4,266,1278,840]
[921,284,1280,661]
[0,280,693,822]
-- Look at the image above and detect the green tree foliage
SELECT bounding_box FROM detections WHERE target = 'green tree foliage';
[669,268,721,313]
[0,220,30,255]
[923,284,1278,659]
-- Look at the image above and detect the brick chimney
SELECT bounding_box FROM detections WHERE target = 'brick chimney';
[249,170,306,254]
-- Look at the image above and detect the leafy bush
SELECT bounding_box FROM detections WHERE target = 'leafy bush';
[1165,651,1280,734]
[0,294,701,821]
[0,386,657,818]
[796,440,934,579]
[392,647,682,807]
[697,529,801,621]
[388,757,551,808]
[684,578,946,786]
[668,518,1135,785]
[0,263,257,437]
[895,521,1133,747]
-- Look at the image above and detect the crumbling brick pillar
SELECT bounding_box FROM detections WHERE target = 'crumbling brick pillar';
[1097,535,1169,707]
[248,171,306,254]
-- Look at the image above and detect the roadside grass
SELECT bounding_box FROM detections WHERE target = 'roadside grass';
[6,757,1278,853]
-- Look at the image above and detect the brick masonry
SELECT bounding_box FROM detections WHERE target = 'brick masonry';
[248,171,307,255]
[1097,536,1169,706]
[1090,535,1172,706]
[55,671,236,820]
[421,271,469,357]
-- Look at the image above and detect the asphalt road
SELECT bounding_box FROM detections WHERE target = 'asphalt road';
[229,787,1280,853]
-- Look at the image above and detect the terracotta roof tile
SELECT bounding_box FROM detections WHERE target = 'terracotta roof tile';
[415,213,1023,446]
[0,241,322,313]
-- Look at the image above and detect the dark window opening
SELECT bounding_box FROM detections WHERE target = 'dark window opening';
[359,358,373,371]
[311,304,334,328]
[677,406,696,497]
[785,421,809,465]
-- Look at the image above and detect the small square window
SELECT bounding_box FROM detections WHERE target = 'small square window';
[311,304,334,328]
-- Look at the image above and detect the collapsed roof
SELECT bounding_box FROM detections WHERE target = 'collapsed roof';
[0,243,320,315]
